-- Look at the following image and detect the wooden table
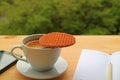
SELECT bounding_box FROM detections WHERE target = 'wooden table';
[0,35,120,80]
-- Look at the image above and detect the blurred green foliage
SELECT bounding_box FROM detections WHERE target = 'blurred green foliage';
[0,0,120,35]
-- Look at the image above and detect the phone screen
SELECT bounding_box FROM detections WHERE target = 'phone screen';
[0,50,20,74]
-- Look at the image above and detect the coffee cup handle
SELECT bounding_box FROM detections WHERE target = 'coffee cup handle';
[11,45,28,62]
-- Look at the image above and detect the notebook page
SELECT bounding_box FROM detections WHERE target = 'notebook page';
[111,51,120,80]
[73,49,110,80]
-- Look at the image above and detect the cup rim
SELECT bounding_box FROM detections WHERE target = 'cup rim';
[21,34,59,50]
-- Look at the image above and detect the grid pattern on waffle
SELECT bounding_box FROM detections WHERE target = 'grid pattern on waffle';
[39,32,75,48]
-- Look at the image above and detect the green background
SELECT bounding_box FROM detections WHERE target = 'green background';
[0,0,120,35]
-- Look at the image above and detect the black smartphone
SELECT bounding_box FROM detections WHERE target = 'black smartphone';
[0,50,21,74]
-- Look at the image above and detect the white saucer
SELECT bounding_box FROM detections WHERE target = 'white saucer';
[16,57,68,79]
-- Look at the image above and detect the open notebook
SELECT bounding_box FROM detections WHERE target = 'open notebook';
[73,49,120,80]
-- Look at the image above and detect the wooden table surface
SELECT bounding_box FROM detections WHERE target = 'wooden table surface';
[0,35,120,80]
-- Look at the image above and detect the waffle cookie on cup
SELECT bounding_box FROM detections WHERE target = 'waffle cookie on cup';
[39,32,75,48]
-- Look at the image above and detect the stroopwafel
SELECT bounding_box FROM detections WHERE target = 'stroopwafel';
[39,32,75,48]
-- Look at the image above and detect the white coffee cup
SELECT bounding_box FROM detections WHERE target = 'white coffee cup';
[11,34,61,71]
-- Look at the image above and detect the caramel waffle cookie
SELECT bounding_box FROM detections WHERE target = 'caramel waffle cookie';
[39,32,75,48]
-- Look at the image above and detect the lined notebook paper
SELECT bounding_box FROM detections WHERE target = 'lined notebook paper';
[73,49,120,80]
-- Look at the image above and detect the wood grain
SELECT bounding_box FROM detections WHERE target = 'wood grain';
[0,35,120,80]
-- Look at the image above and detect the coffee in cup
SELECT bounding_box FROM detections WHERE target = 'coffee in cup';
[11,34,61,71]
